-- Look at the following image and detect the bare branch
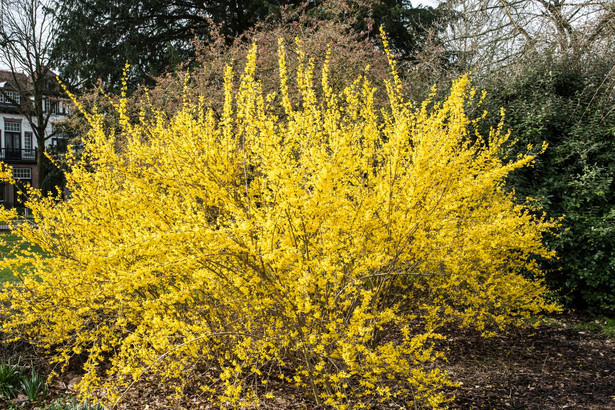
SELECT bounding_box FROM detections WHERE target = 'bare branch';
[0,0,60,187]
[441,0,615,69]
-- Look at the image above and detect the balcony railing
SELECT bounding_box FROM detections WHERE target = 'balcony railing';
[0,203,32,218]
[0,148,37,162]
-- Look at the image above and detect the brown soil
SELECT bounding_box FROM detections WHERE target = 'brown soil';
[1,314,613,409]
[439,315,615,409]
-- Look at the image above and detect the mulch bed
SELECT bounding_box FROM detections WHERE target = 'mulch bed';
[1,313,613,409]
[441,315,615,409]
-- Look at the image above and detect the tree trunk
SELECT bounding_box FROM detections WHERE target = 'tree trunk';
[36,135,46,189]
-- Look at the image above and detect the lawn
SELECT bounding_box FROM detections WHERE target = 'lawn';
[0,231,45,283]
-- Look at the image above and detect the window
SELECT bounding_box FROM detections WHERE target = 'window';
[0,91,21,105]
[44,98,58,114]
[41,99,70,115]
[4,121,21,133]
[10,91,21,104]
[4,121,21,159]
[24,132,35,159]
[12,170,31,213]
[24,132,32,150]
[12,168,31,180]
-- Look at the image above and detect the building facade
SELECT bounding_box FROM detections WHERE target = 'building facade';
[0,70,69,213]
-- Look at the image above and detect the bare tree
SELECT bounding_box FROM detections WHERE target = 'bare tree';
[0,0,60,187]
[441,0,615,70]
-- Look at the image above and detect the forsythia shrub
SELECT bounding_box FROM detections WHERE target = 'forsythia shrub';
[0,38,559,408]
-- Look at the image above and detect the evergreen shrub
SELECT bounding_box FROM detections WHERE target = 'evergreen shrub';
[477,54,615,314]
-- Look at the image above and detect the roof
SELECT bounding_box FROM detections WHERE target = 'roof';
[0,69,62,96]
[0,70,29,87]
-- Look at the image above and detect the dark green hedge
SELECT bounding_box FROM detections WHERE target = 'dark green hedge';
[476,54,615,314]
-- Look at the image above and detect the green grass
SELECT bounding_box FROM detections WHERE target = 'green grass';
[571,316,615,339]
[543,313,615,339]
[0,232,46,284]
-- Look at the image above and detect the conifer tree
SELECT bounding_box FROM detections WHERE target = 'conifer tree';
[50,0,444,89]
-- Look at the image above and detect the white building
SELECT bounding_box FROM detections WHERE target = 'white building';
[0,70,69,211]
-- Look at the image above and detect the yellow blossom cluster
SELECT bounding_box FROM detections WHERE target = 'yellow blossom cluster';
[0,37,559,408]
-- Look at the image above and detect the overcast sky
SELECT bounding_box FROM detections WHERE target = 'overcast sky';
[417,0,442,8]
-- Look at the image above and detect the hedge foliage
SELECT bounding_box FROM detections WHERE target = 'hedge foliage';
[477,54,615,314]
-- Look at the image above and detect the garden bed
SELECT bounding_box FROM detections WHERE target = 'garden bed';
[0,313,612,409]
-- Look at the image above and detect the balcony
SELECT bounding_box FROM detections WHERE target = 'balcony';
[0,148,37,162]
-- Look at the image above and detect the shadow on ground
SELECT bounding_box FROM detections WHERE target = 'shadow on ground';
[441,315,615,409]
[0,313,613,409]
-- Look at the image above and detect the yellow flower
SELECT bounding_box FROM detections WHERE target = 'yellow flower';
[0,35,558,410]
